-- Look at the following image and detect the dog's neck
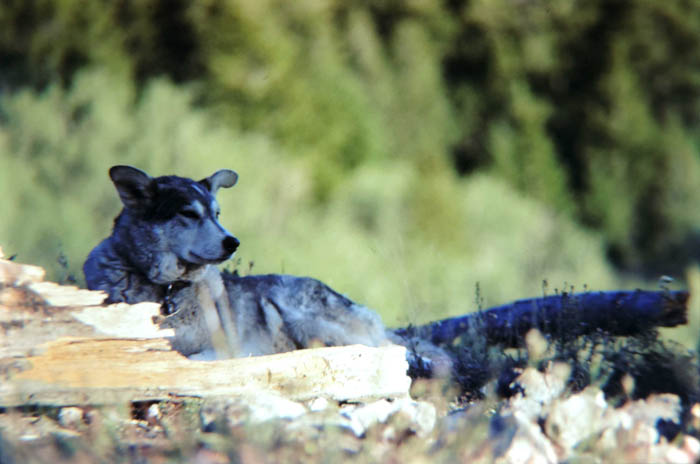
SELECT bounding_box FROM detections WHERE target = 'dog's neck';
[101,235,204,306]
[84,213,210,305]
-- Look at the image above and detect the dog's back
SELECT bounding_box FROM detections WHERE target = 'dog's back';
[225,273,387,356]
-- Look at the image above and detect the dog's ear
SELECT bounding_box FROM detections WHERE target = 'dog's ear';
[199,169,238,195]
[109,165,154,210]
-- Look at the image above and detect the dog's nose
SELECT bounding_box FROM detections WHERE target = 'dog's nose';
[223,236,240,254]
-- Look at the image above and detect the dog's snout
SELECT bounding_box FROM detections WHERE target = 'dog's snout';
[223,236,240,254]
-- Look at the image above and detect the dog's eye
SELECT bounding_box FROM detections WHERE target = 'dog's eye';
[180,210,200,220]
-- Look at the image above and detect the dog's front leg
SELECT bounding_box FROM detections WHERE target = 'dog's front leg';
[195,266,239,358]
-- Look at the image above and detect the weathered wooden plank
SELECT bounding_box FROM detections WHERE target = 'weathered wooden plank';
[0,255,171,357]
[0,256,45,286]
[0,293,171,358]
[0,338,410,407]
[26,281,107,307]
[70,302,173,339]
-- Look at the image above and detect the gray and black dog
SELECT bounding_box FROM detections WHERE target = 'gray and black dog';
[84,166,393,358]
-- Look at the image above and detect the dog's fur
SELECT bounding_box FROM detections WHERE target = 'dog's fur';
[84,166,388,357]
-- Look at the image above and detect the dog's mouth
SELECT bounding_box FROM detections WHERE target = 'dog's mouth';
[177,258,204,275]
[181,251,232,267]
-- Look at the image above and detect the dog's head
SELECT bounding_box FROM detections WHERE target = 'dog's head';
[109,165,240,284]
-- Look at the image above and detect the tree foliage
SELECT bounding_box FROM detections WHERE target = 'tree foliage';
[1,0,699,286]
[445,0,700,273]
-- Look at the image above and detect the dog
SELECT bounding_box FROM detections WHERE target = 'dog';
[84,166,390,358]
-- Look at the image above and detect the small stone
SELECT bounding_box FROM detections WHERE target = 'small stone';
[545,386,606,451]
[339,398,436,438]
[490,411,557,464]
[690,403,700,430]
[628,422,659,445]
[690,403,700,419]
[683,435,700,455]
[308,397,330,412]
[341,399,396,436]
[665,446,694,464]
[506,364,569,420]
[146,403,161,426]
[411,400,437,436]
[58,407,84,429]
[246,393,307,423]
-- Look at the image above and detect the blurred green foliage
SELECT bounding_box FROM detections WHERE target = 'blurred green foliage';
[1,0,699,329]
[0,69,618,326]
[446,0,700,273]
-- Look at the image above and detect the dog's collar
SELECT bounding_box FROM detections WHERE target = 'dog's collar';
[161,280,192,315]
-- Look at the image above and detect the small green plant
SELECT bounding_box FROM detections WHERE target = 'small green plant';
[56,247,77,285]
